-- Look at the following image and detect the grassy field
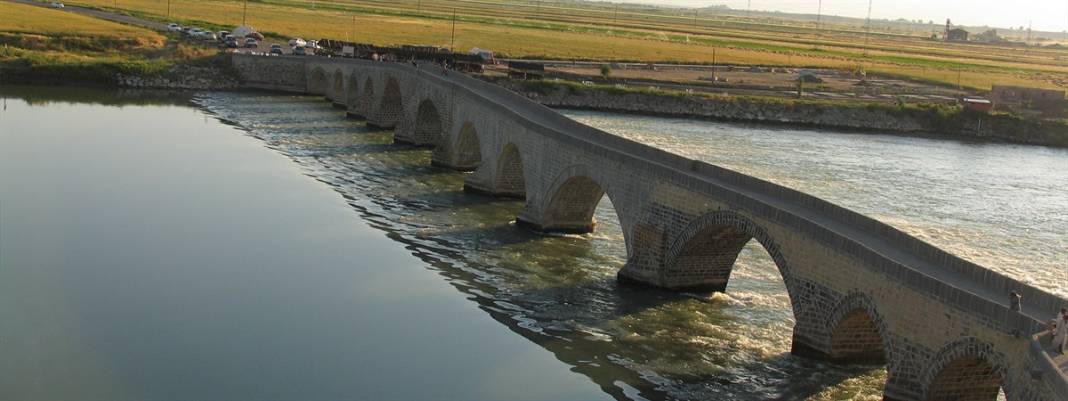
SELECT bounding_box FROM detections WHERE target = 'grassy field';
[0,1,213,83]
[59,0,1068,92]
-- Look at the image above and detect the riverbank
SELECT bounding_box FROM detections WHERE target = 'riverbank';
[0,0,236,89]
[489,78,1068,148]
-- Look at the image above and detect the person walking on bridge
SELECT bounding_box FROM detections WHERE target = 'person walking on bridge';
[1055,308,1068,354]
[1007,291,1022,337]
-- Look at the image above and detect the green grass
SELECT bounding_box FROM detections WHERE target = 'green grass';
[63,0,1066,91]
[0,1,218,85]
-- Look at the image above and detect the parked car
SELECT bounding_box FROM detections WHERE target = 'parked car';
[292,46,307,56]
[248,32,264,40]
[225,38,239,49]
[217,31,230,40]
[244,37,258,48]
[49,1,64,8]
[270,44,283,55]
[200,32,217,41]
[288,38,306,47]
[167,23,181,32]
[305,39,319,50]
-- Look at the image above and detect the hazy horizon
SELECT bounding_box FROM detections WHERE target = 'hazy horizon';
[608,0,1068,32]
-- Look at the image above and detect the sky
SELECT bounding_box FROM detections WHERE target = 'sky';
[611,0,1068,32]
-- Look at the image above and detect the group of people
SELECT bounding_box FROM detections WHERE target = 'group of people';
[1008,291,1066,354]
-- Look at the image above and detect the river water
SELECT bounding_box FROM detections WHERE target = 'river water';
[2,87,1065,401]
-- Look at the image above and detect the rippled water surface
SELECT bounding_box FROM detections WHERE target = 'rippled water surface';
[3,87,1064,401]
[563,110,1068,297]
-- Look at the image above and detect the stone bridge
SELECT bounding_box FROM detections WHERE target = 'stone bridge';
[231,54,1068,401]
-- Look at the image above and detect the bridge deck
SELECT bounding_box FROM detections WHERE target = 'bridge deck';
[420,65,1068,382]
[433,67,1058,326]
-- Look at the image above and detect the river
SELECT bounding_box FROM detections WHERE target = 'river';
[1,87,1064,401]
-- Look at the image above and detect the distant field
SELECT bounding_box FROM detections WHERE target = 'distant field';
[0,1,161,41]
[0,1,210,84]
[44,0,1068,91]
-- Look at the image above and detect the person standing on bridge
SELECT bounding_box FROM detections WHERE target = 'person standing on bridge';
[1055,308,1068,354]
[1007,291,1023,337]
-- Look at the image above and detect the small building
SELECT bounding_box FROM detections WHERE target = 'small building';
[991,85,1066,111]
[946,28,969,42]
[508,61,545,80]
[974,29,1001,43]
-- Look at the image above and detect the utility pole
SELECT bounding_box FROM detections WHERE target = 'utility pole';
[863,0,872,56]
[242,0,248,26]
[351,14,355,42]
[166,0,170,18]
[693,8,698,28]
[450,8,457,51]
[961,64,969,95]
[711,47,717,82]
[747,0,751,18]
[1027,20,1033,46]
[816,0,822,27]
[614,4,619,24]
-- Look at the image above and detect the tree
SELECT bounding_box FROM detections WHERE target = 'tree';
[600,64,612,79]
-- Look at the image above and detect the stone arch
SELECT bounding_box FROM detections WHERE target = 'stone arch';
[539,165,609,234]
[825,292,891,364]
[662,210,797,299]
[374,77,404,128]
[921,338,1007,401]
[452,121,481,171]
[308,66,327,95]
[332,68,344,101]
[359,77,374,118]
[494,143,525,198]
[345,71,360,108]
[413,99,444,146]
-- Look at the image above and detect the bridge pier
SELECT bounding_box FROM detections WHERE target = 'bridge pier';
[514,215,596,234]
[461,179,524,198]
[346,109,365,120]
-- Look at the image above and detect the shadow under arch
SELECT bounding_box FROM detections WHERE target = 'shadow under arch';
[919,337,1008,401]
[818,291,892,366]
[451,121,481,172]
[660,210,801,307]
[331,68,344,101]
[527,165,623,237]
[493,143,525,198]
[371,77,403,130]
[308,66,327,95]
[359,77,374,120]
[345,72,360,112]
[413,98,444,146]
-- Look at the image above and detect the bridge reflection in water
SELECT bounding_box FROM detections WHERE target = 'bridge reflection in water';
[231,54,1068,401]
